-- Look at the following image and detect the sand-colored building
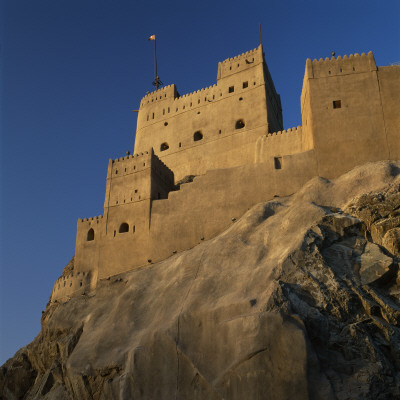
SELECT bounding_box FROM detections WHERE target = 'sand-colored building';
[51,45,400,302]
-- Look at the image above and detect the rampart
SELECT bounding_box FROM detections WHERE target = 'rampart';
[255,126,303,164]
[50,47,400,302]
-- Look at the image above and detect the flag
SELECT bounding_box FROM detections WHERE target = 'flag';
[148,35,156,41]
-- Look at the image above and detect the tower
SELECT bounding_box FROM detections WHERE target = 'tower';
[134,45,283,182]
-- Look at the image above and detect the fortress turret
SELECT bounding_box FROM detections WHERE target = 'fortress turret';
[134,45,283,182]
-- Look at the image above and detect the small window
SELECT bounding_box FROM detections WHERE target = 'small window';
[235,119,245,129]
[333,100,341,109]
[164,122,168,126]
[152,113,154,119]
[193,131,203,141]
[115,170,118,175]
[133,225,135,233]
[168,107,170,113]
[179,142,182,147]
[183,105,185,109]
[274,157,283,170]
[119,223,129,233]
[229,86,234,93]
[163,109,165,115]
[243,81,248,88]
[86,228,94,242]
[219,129,221,134]
[147,115,149,121]
[160,142,169,151]
[239,97,243,101]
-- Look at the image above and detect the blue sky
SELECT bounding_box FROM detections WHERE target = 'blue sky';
[1,0,399,364]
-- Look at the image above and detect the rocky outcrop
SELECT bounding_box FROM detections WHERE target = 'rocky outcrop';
[1,161,400,400]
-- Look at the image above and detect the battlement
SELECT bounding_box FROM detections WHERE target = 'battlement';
[305,51,376,79]
[140,85,178,107]
[217,46,263,80]
[78,215,104,223]
[266,126,302,138]
[108,150,153,178]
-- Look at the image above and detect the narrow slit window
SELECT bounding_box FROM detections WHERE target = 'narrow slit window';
[333,100,341,109]
[243,81,248,88]
[274,157,283,170]
[229,86,234,93]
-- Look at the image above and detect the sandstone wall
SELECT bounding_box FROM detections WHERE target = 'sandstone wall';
[301,52,392,178]
[134,45,283,182]
[254,126,303,163]
[377,66,400,161]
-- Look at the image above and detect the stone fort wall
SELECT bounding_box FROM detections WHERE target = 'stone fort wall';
[50,48,400,303]
[134,45,283,182]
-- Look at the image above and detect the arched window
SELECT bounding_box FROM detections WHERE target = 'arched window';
[119,223,129,233]
[160,142,169,151]
[87,228,94,241]
[235,119,245,129]
[193,131,203,141]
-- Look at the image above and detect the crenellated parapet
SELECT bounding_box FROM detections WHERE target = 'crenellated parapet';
[140,84,178,108]
[305,51,376,79]
[265,126,302,138]
[255,126,303,164]
[217,46,263,80]
[51,269,94,302]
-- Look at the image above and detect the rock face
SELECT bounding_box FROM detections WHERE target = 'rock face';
[1,161,400,400]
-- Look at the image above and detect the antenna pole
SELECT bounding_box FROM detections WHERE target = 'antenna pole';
[259,23,262,46]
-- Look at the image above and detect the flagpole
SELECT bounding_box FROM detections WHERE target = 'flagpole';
[154,38,158,88]
[149,34,162,90]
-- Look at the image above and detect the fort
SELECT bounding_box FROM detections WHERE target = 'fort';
[51,45,400,302]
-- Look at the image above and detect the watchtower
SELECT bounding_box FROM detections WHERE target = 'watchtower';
[134,45,283,182]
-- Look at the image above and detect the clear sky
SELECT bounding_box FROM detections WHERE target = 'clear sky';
[1,0,399,364]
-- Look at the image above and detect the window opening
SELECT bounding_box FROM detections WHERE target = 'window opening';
[160,142,169,151]
[333,100,341,109]
[179,142,182,147]
[87,228,94,241]
[164,122,168,126]
[235,119,245,129]
[193,131,203,141]
[274,157,283,169]
[243,81,248,88]
[119,223,129,233]
[229,86,234,93]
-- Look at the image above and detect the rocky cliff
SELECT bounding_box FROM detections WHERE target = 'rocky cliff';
[1,161,400,400]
